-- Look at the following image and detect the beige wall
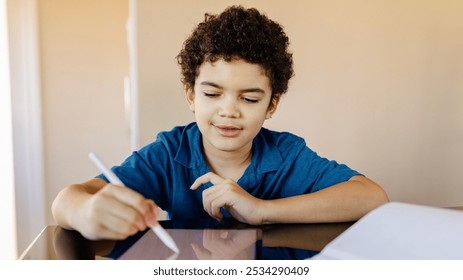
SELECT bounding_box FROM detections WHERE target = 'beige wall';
[35,0,463,236]
[137,0,463,206]
[38,0,130,225]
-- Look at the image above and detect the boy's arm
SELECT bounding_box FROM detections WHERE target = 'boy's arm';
[191,173,388,224]
[261,175,389,224]
[51,178,158,240]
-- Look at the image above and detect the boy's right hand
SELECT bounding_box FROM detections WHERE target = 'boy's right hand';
[76,183,159,240]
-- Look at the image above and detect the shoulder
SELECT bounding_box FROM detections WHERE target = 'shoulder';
[252,128,310,172]
[258,127,307,155]
[136,122,198,160]
[155,122,196,142]
[151,123,198,149]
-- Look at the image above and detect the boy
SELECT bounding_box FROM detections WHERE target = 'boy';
[52,6,388,240]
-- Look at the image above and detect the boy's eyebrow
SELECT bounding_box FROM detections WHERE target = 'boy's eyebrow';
[200,81,266,94]
[200,81,224,89]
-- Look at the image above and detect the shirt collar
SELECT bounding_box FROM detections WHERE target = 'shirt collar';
[252,128,283,173]
[174,123,283,174]
[174,123,203,169]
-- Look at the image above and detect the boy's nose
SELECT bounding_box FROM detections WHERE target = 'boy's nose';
[218,97,240,118]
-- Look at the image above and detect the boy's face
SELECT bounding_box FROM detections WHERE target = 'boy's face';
[186,58,278,154]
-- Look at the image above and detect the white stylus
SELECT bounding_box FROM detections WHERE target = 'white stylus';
[88,152,179,253]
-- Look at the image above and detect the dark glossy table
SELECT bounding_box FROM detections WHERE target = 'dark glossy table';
[19,219,354,260]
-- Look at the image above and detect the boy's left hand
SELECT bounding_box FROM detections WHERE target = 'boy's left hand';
[190,172,265,225]
[190,229,256,259]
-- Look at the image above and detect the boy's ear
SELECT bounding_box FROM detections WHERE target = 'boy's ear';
[266,96,281,119]
[184,85,195,112]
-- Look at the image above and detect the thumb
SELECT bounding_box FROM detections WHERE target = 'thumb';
[145,203,160,227]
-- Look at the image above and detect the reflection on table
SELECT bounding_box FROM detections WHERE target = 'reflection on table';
[20,218,353,260]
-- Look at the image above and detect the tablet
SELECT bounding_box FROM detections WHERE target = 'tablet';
[118,228,257,260]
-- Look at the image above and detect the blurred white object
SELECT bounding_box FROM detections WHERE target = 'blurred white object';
[312,202,463,259]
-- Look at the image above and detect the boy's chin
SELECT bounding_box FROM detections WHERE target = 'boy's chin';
[204,138,252,153]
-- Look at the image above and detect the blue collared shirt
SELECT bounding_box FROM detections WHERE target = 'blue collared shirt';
[98,122,360,220]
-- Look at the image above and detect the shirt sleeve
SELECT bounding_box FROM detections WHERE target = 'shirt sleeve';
[95,141,172,211]
[296,145,362,193]
[273,134,362,197]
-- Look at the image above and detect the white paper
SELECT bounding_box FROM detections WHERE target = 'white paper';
[312,202,463,259]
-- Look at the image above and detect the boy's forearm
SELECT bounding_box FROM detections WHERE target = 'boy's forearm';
[51,184,92,230]
[52,178,106,230]
[261,176,389,224]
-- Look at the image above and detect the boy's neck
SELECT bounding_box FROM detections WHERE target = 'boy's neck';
[202,140,252,182]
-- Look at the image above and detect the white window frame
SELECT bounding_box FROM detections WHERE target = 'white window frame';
[0,0,18,260]
[6,0,46,257]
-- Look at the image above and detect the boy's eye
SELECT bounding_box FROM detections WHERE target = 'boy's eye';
[243,97,259,103]
[204,92,219,98]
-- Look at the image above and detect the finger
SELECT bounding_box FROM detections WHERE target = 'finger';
[202,230,224,252]
[108,184,153,215]
[211,230,232,248]
[201,230,229,259]
[220,231,229,239]
[91,195,144,233]
[203,184,237,219]
[144,200,160,227]
[100,185,155,230]
[202,183,229,203]
[104,184,155,228]
[191,243,212,260]
[102,204,157,240]
[100,213,139,238]
[202,229,213,247]
[190,172,224,190]
[209,198,225,222]
[207,192,236,222]
[204,229,228,243]
[202,185,228,221]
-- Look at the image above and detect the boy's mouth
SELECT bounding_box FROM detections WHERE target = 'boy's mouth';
[213,124,242,137]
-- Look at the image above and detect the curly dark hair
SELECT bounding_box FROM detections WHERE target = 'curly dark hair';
[176,6,294,101]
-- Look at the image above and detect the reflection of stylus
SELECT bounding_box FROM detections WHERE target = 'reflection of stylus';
[151,224,179,254]
[88,152,179,253]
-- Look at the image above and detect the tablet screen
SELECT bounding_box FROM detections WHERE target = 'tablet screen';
[117,228,257,260]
